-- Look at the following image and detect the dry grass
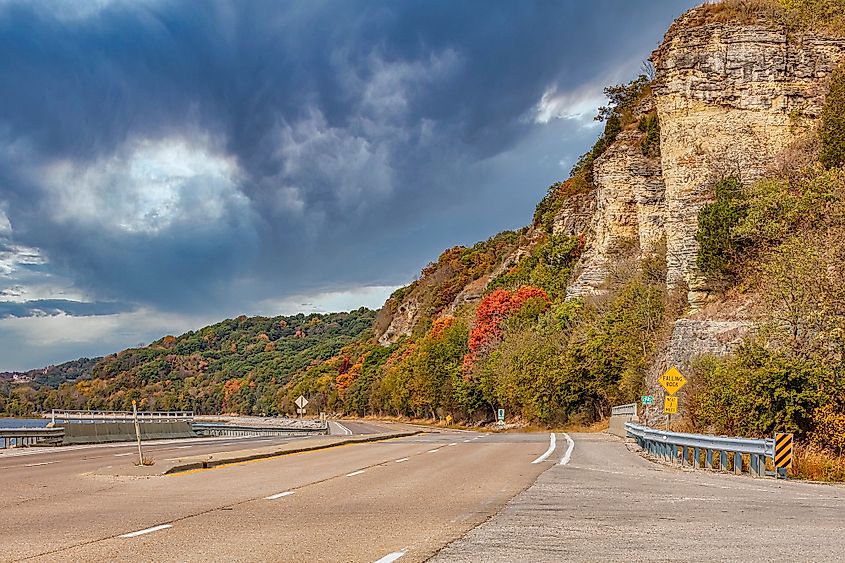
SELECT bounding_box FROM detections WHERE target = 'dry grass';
[790,445,845,481]
[691,0,845,36]
[134,455,155,467]
[692,0,783,25]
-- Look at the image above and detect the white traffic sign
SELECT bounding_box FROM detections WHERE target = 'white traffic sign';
[295,395,308,409]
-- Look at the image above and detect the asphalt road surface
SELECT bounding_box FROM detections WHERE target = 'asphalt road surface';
[1,425,551,562]
[432,432,845,562]
[3,427,844,562]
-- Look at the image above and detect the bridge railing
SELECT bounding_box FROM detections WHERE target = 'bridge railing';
[611,403,637,417]
[46,409,194,424]
[626,422,774,477]
[0,427,65,449]
[191,423,328,437]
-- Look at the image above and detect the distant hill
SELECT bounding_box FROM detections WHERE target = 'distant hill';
[0,357,99,387]
[0,309,375,416]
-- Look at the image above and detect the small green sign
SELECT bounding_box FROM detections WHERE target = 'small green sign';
[497,408,505,421]
[641,395,654,405]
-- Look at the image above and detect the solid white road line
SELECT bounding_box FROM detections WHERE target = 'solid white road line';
[265,491,295,500]
[560,433,575,465]
[463,439,471,443]
[531,433,557,464]
[23,461,57,467]
[120,524,173,538]
[373,551,406,563]
[395,458,409,463]
[346,470,365,477]
[114,452,133,457]
[332,421,353,436]
[427,448,441,453]
[447,442,457,447]
[175,445,193,449]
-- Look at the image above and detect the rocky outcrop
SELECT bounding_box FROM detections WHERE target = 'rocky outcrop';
[376,295,421,346]
[551,190,595,237]
[653,9,845,306]
[567,120,665,298]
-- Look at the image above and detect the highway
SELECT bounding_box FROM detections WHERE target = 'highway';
[2,426,844,562]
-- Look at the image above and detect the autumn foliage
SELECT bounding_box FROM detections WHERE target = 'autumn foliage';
[461,287,550,373]
[468,287,549,353]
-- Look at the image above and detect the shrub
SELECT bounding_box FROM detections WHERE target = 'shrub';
[695,177,747,280]
[637,113,660,157]
[820,64,845,169]
[689,343,829,438]
[488,234,582,299]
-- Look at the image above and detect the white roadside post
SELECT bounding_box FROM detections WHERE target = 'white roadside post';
[132,400,144,465]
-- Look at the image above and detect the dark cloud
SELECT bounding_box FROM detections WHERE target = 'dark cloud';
[0,299,135,319]
[0,0,698,367]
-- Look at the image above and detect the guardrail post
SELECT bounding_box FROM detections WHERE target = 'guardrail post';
[693,447,700,468]
[734,452,742,474]
[750,454,758,477]
[720,450,728,471]
[705,449,713,469]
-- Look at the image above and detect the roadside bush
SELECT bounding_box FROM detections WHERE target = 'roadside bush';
[689,343,829,438]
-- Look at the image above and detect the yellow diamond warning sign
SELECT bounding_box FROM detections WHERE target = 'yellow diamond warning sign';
[659,367,687,395]
[663,395,678,414]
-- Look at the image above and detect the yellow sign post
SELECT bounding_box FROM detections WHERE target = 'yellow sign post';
[659,367,686,429]
[659,367,687,395]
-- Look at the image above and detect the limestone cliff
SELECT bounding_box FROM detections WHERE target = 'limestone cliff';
[653,7,845,305]
[565,7,845,303]
[567,97,665,298]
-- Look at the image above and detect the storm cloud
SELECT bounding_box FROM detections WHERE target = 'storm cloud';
[0,0,697,369]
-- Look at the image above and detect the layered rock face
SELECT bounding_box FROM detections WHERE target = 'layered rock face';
[653,10,845,305]
[551,190,595,237]
[567,117,665,298]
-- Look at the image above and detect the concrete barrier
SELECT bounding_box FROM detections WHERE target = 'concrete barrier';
[608,403,638,438]
[61,421,196,445]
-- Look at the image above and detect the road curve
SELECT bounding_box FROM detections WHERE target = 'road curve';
[431,432,845,562]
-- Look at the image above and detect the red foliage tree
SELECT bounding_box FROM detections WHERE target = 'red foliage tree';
[464,286,549,371]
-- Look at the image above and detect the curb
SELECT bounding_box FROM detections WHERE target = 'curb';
[163,431,422,474]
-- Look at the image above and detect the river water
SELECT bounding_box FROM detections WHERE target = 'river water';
[0,417,49,429]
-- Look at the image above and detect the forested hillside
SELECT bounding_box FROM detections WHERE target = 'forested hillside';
[0,309,374,415]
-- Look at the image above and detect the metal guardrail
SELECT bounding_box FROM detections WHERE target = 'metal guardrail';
[46,409,194,424]
[611,403,637,417]
[626,422,774,477]
[0,427,65,449]
[191,423,329,437]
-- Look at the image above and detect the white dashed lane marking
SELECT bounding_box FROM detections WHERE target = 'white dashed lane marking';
[120,524,173,538]
[373,550,406,563]
[265,491,295,500]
